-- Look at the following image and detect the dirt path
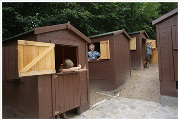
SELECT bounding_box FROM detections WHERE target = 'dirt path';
[89,63,160,109]
[118,63,160,103]
[67,63,163,118]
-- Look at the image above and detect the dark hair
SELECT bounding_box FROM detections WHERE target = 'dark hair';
[58,59,74,72]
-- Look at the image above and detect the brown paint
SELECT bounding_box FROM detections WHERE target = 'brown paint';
[129,30,149,70]
[2,23,90,118]
[89,29,131,92]
[152,8,178,97]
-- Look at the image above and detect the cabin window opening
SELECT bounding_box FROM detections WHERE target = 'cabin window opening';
[88,40,110,61]
[88,42,100,53]
[55,44,78,73]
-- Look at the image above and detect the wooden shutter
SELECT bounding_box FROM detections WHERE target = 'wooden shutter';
[130,37,136,50]
[18,40,55,77]
[146,39,156,48]
[100,40,110,59]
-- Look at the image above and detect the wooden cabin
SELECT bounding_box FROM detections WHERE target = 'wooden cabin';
[2,22,90,119]
[152,8,178,99]
[128,30,149,70]
[88,29,131,92]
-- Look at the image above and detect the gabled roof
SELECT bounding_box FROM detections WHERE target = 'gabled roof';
[3,29,34,42]
[152,8,178,25]
[3,22,91,43]
[89,29,132,40]
[128,30,149,38]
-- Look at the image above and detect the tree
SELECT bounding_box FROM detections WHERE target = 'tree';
[2,2,178,40]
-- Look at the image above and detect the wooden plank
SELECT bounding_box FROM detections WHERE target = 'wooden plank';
[18,40,55,47]
[58,75,65,113]
[100,40,110,59]
[150,49,158,64]
[39,46,46,71]
[19,70,56,77]
[51,75,56,116]
[72,74,78,107]
[157,25,162,80]
[77,73,80,106]
[30,45,36,71]
[35,46,39,71]
[51,48,55,70]
[173,50,178,81]
[20,46,54,73]
[64,74,69,112]
[69,74,74,110]
[130,37,136,50]
[38,76,43,118]
[85,43,90,103]
[45,46,52,70]
[23,45,32,71]
[170,26,174,80]
[18,44,24,72]
[55,76,59,112]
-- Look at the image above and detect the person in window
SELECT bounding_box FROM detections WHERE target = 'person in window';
[143,41,155,68]
[58,59,87,73]
[88,44,101,61]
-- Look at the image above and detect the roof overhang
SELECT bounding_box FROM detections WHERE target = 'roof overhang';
[35,22,91,43]
[89,29,132,40]
[128,30,149,39]
[3,22,91,43]
[152,8,178,25]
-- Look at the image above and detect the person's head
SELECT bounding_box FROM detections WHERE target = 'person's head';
[89,44,95,51]
[63,59,74,69]
[147,41,152,45]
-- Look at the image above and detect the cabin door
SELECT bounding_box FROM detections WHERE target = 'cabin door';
[52,73,81,116]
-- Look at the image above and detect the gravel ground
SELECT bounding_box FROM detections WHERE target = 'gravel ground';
[67,63,163,118]
[90,63,160,107]
[118,63,160,103]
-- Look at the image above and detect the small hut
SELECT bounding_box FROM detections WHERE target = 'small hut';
[152,8,178,105]
[128,30,149,70]
[2,22,90,118]
[88,29,131,93]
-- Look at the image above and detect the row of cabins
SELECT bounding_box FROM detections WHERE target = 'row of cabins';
[2,8,178,118]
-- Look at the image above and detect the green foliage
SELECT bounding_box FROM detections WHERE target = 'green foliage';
[2,2,178,40]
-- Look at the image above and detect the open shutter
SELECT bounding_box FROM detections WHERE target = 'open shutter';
[146,39,156,48]
[130,37,136,50]
[18,40,55,77]
[100,40,110,59]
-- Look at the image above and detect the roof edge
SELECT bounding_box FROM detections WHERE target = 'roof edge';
[128,30,149,39]
[34,23,67,34]
[67,22,91,43]
[3,22,91,43]
[3,29,34,42]
[89,29,127,39]
[152,8,178,25]
[114,29,132,40]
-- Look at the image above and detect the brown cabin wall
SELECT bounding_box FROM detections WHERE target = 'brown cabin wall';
[129,34,142,69]
[114,33,131,88]
[140,33,148,65]
[156,14,178,97]
[89,34,116,91]
[37,29,89,117]
[3,32,37,80]
[3,28,90,119]
[130,33,148,70]
[3,40,18,80]
[2,76,39,119]
[2,33,40,119]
